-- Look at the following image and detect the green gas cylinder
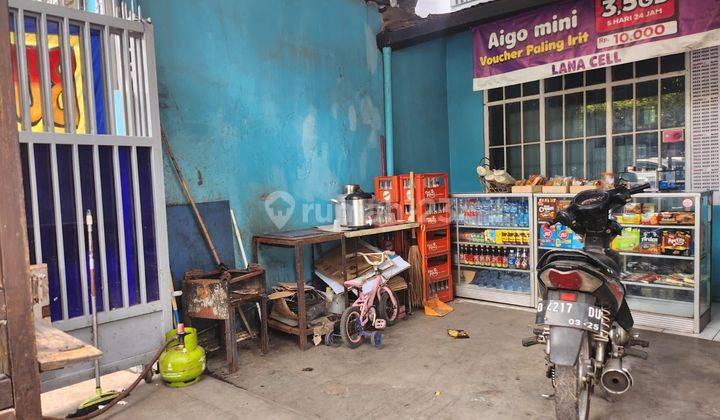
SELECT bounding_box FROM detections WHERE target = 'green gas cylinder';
[159,326,206,388]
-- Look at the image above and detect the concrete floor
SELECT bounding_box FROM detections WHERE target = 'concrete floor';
[47,301,720,419]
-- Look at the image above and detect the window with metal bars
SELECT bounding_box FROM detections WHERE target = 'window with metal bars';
[485,53,687,187]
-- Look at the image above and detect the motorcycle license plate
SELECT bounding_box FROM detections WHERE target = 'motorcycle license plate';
[535,300,603,333]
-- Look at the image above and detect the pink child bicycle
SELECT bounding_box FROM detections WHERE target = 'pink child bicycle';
[335,251,399,348]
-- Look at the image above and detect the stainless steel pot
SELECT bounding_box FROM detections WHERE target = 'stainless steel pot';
[330,185,360,226]
[344,190,374,229]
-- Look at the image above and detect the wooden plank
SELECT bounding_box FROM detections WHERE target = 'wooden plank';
[0,290,5,321]
[0,378,12,411]
[34,322,102,372]
[267,319,312,337]
[0,324,8,376]
[0,408,14,420]
[0,0,42,413]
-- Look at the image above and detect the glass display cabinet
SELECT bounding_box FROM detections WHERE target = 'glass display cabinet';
[451,193,536,307]
[533,191,712,334]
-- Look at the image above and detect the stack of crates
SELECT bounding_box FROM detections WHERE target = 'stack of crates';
[414,173,452,302]
[376,172,452,302]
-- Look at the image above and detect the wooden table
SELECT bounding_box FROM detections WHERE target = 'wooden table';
[252,229,346,350]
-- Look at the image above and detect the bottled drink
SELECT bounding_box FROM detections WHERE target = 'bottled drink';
[502,248,509,268]
[519,249,528,270]
[508,249,517,269]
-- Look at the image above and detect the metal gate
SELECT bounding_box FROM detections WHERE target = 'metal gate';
[8,0,171,390]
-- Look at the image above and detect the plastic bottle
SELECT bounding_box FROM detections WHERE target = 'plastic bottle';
[508,249,516,269]
[519,249,528,270]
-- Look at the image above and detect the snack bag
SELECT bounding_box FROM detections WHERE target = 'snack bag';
[639,229,661,254]
[539,224,556,248]
[659,212,678,225]
[623,202,642,214]
[611,228,640,252]
[485,229,496,244]
[641,211,659,225]
[661,230,691,256]
[556,226,573,249]
[556,199,572,212]
[675,212,694,225]
[537,198,557,223]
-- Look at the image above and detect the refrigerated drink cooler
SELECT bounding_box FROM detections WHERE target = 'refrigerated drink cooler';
[451,193,536,307]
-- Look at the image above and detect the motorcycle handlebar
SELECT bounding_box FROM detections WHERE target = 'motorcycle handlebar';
[627,183,651,195]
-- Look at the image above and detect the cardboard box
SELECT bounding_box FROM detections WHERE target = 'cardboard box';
[569,185,599,193]
[511,185,542,193]
[541,185,570,193]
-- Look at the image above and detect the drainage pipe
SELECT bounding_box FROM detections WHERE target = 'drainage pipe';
[383,46,394,175]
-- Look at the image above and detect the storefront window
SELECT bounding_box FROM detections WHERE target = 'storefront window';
[485,53,687,183]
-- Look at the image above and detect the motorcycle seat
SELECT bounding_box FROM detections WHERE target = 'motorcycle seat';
[538,249,619,276]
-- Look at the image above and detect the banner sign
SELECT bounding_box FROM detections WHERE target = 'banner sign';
[473,0,720,90]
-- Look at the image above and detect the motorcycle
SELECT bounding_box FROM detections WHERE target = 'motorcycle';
[523,183,651,419]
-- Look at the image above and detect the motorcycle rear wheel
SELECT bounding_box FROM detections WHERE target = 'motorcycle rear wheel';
[554,333,591,420]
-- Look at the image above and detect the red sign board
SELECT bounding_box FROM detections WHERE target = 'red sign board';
[595,0,677,33]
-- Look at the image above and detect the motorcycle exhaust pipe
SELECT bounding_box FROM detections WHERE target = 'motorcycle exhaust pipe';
[600,358,633,395]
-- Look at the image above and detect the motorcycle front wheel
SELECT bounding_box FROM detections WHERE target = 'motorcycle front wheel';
[554,333,591,420]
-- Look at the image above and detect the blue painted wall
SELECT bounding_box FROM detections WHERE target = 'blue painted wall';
[391,38,450,175]
[446,31,484,193]
[391,31,481,192]
[140,0,385,285]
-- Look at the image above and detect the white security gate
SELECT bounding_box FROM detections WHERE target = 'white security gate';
[8,0,171,390]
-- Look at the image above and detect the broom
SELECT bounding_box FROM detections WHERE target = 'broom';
[407,245,423,309]
[69,211,121,417]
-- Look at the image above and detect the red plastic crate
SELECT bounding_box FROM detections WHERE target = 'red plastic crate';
[398,174,414,204]
[416,198,450,228]
[428,277,453,302]
[426,258,451,282]
[418,226,450,257]
[414,172,448,202]
[374,175,400,203]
